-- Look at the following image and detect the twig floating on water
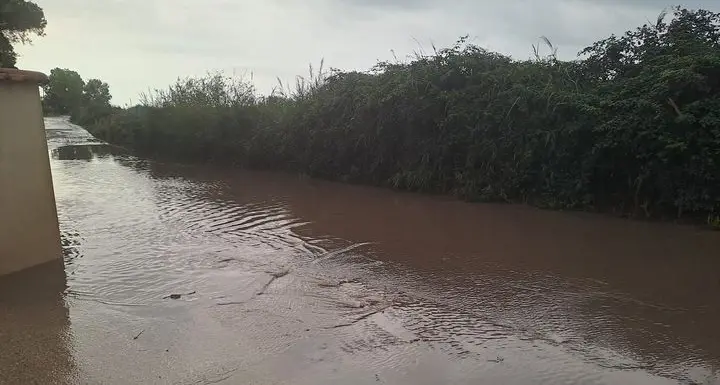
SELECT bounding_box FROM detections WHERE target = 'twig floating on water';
[323,305,391,329]
[256,268,290,295]
[216,301,247,306]
[163,291,196,300]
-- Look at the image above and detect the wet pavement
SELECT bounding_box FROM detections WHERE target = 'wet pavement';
[1,117,719,384]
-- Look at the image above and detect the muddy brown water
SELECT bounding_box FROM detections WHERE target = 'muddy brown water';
[1,117,719,384]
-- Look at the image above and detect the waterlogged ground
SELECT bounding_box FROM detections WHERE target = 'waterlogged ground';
[1,117,719,384]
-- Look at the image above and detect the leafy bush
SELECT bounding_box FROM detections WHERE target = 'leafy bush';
[85,6,720,222]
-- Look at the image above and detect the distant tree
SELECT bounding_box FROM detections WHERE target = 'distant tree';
[43,68,85,115]
[72,78,113,125]
[83,79,111,105]
[580,6,720,82]
[0,0,47,68]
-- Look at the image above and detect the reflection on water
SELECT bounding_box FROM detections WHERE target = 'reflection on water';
[2,117,719,384]
[145,161,720,383]
[0,260,73,384]
[51,144,125,161]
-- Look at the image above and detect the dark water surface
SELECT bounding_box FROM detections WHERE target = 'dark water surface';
[2,117,719,384]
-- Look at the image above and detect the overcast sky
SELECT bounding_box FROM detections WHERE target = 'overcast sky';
[15,0,720,105]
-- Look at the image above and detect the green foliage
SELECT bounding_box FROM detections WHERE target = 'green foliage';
[708,213,720,230]
[139,72,256,108]
[0,0,46,67]
[43,68,85,115]
[84,6,720,223]
[42,68,114,126]
[83,79,111,106]
[580,6,720,217]
[72,78,114,126]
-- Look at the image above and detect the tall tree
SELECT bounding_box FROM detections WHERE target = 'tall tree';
[580,7,720,82]
[43,68,85,115]
[0,0,46,68]
[82,79,112,107]
[72,78,113,124]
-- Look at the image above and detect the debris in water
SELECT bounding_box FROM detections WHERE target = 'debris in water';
[257,268,290,295]
[266,267,290,279]
[163,291,196,300]
[488,356,505,363]
[317,278,357,288]
[217,300,247,306]
[312,242,373,264]
[133,330,144,340]
[324,305,391,329]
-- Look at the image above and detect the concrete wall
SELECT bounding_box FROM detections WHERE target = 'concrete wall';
[0,69,62,275]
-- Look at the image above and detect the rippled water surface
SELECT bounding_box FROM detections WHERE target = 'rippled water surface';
[2,117,720,384]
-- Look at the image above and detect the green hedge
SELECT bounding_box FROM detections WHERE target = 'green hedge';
[86,7,720,223]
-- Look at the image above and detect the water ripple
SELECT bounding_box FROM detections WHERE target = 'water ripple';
[37,117,720,385]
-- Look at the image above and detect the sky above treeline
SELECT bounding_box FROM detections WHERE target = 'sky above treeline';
[16,0,720,105]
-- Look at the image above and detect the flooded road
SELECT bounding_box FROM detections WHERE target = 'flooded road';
[2,117,719,384]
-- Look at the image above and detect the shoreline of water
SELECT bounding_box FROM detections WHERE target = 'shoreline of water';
[2,117,718,384]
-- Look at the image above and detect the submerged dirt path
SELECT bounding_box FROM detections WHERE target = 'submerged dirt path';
[1,117,719,384]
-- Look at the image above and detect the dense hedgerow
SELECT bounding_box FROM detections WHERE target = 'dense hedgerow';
[85,7,720,223]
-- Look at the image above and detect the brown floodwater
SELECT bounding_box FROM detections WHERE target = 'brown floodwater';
[1,117,719,384]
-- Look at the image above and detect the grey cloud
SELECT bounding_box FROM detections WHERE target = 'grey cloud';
[579,0,715,7]
[336,0,716,10]
[333,0,436,9]
[16,0,720,103]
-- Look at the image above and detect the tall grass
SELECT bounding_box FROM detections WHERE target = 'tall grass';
[86,6,720,222]
[139,72,256,108]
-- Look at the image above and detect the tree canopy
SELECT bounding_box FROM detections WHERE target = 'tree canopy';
[43,68,85,115]
[43,68,114,125]
[83,79,112,107]
[0,0,46,68]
